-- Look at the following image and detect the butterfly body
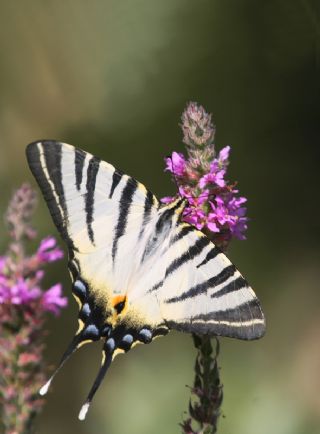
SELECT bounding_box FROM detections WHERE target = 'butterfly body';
[26,140,265,419]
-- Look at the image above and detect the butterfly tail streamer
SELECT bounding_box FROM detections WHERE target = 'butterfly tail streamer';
[39,333,84,396]
[78,348,114,421]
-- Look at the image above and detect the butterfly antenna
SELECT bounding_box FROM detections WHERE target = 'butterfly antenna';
[39,333,82,396]
[78,348,113,421]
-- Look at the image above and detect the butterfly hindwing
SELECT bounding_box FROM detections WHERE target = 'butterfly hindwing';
[156,225,265,340]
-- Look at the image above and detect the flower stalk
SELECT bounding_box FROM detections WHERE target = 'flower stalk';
[0,184,67,434]
[163,103,248,433]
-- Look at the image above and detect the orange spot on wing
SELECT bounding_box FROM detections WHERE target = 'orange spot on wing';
[112,295,126,307]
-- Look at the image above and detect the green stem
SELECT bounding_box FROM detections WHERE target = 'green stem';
[182,336,223,434]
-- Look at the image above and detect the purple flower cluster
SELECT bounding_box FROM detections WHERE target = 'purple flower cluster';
[0,236,67,314]
[162,102,248,247]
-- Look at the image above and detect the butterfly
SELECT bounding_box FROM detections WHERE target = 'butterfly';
[26,140,265,420]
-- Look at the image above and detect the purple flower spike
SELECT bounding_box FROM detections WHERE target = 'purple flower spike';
[162,103,250,434]
[162,102,248,247]
[0,184,67,434]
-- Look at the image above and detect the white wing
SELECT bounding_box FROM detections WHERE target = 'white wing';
[26,140,265,339]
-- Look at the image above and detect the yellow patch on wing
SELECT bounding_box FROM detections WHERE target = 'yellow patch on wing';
[101,351,106,366]
[137,182,147,195]
[195,230,206,238]
[174,202,186,216]
[77,318,85,334]
[112,348,125,360]
[77,339,92,348]
[72,293,82,309]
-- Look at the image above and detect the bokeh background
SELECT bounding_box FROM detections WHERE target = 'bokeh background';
[0,1,319,433]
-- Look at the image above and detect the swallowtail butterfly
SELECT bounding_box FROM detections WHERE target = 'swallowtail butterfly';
[26,140,265,420]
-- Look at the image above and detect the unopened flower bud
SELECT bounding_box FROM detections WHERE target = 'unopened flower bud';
[181,102,216,150]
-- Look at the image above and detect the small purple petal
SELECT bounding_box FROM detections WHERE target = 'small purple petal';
[214,170,226,187]
[6,278,41,305]
[35,270,45,281]
[37,237,64,263]
[161,196,175,204]
[199,171,225,189]
[38,237,56,252]
[165,152,186,177]
[42,284,68,315]
[183,206,206,229]
[207,221,220,232]
[218,146,230,163]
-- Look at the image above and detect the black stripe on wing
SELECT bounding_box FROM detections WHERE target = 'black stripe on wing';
[149,237,211,293]
[112,177,138,261]
[75,149,86,191]
[191,299,263,323]
[85,156,100,245]
[165,264,236,303]
[196,246,221,268]
[171,225,195,244]
[141,199,185,263]
[139,190,157,239]
[43,142,66,216]
[166,314,265,340]
[109,169,123,198]
[166,236,210,277]
[211,276,247,299]
[26,141,76,250]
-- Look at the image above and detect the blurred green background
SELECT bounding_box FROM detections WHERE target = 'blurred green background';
[0,1,319,433]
